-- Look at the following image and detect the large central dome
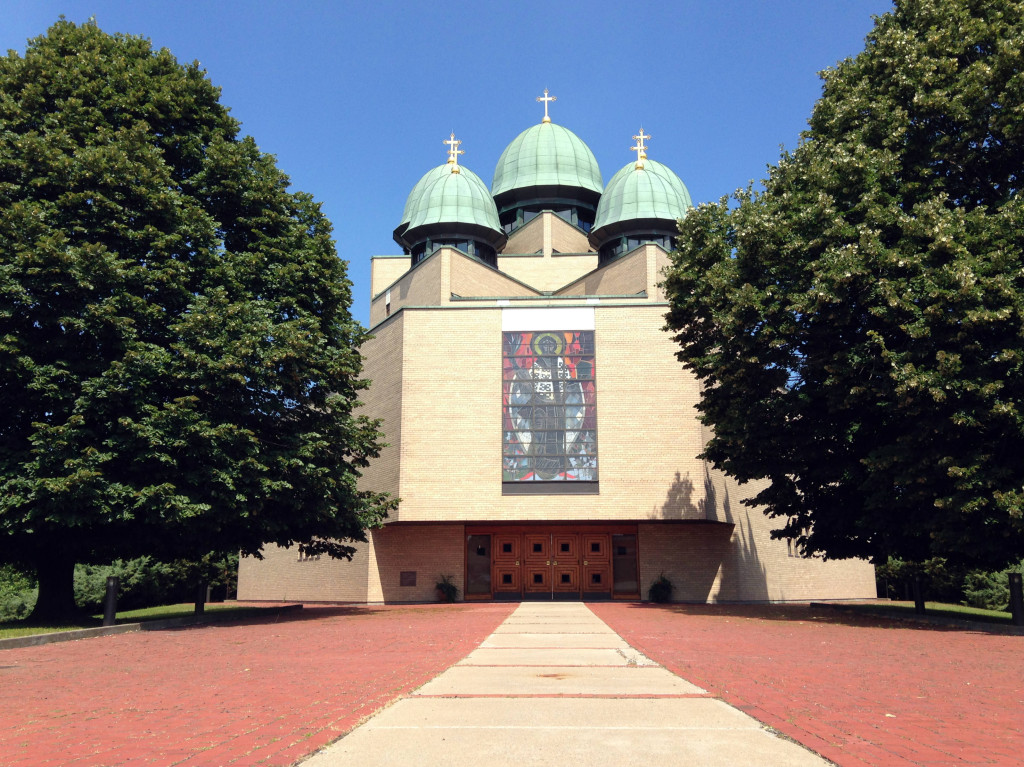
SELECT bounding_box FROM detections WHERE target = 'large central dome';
[491,121,603,233]
[491,122,603,199]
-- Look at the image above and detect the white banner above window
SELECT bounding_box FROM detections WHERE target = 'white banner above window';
[501,307,595,331]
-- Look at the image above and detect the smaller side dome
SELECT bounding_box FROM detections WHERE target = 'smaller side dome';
[395,164,451,240]
[589,156,693,265]
[405,165,503,234]
[394,163,506,268]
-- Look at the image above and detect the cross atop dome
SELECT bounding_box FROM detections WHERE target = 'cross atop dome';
[444,132,464,173]
[631,128,650,169]
[537,89,556,123]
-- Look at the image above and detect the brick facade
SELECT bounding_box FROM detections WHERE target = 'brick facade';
[238,211,876,604]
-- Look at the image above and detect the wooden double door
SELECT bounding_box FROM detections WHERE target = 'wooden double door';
[491,530,613,598]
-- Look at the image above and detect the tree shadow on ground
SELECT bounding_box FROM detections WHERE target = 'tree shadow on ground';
[605,601,1019,635]
[158,602,494,632]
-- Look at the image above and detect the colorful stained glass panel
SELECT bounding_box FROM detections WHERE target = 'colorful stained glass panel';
[502,330,598,482]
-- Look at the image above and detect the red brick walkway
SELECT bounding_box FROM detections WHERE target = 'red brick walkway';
[590,603,1024,767]
[0,603,514,767]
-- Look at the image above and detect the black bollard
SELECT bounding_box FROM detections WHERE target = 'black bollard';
[912,574,926,615]
[194,580,207,616]
[1009,573,1024,627]
[102,576,120,626]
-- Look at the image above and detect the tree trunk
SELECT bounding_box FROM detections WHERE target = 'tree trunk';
[29,554,79,623]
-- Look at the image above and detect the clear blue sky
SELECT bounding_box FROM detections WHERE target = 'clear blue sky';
[5,1,893,324]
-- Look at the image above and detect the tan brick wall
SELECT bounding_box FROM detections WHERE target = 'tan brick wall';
[242,230,874,605]
[504,215,545,254]
[557,247,647,297]
[389,304,709,523]
[637,523,734,602]
[500,214,597,292]
[700,469,877,602]
[449,252,540,298]
[639,476,877,604]
[369,250,445,327]
[547,214,591,254]
[358,314,404,500]
[366,523,466,602]
[371,256,411,298]
[237,542,371,602]
[393,307,501,522]
[651,247,672,302]
[498,254,598,292]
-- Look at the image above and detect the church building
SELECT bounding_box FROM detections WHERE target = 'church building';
[237,93,876,603]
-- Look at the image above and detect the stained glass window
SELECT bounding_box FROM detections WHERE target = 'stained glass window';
[502,330,597,482]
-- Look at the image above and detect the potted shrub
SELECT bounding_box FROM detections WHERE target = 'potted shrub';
[435,574,459,602]
[648,573,673,603]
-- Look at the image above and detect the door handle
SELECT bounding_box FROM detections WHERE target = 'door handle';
[546,560,550,566]
[553,560,558,566]
[515,561,519,566]
[584,560,588,566]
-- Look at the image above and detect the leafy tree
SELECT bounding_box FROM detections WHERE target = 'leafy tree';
[0,564,36,621]
[0,20,394,620]
[962,560,1024,611]
[663,0,1024,569]
[73,552,237,612]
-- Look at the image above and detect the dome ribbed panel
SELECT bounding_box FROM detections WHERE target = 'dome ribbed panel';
[399,165,452,228]
[491,123,603,197]
[592,160,693,232]
[406,166,502,234]
[642,159,693,209]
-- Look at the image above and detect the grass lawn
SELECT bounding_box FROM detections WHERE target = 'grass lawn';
[0,602,279,640]
[836,600,1014,625]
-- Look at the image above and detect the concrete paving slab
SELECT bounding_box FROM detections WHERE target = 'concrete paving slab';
[457,647,657,666]
[492,622,616,634]
[498,622,611,631]
[480,633,630,649]
[412,665,706,696]
[508,605,605,617]
[299,603,823,766]
[327,695,762,730]
[502,613,606,620]
[305,717,827,767]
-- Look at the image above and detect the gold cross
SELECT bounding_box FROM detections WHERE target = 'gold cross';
[631,128,651,168]
[537,89,556,123]
[444,132,464,173]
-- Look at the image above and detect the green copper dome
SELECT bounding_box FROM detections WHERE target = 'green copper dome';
[591,159,692,235]
[406,165,502,232]
[394,163,506,261]
[396,164,453,236]
[491,122,603,200]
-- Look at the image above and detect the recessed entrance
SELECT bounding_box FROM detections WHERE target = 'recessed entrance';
[464,525,639,600]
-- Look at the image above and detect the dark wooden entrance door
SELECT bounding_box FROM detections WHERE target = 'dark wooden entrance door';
[465,525,636,600]
[493,532,521,595]
[552,533,580,593]
[523,533,552,594]
[580,533,612,594]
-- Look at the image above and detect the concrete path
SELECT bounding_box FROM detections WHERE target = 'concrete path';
[301,603,830,766]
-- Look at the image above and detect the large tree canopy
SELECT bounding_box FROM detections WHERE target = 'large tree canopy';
[663,0,1024,569]
[0,20,394,619]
